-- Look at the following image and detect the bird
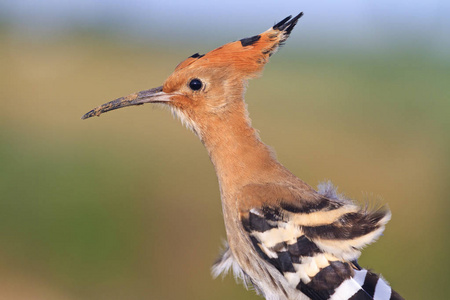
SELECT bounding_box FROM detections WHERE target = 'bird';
[82,13,404,300]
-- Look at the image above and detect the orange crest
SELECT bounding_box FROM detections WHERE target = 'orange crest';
[175,13,303,79]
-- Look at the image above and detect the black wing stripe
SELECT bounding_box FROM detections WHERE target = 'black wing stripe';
[297,281,331,300]
[249,236,271,261]
[362,271,379,297]
[249,235,287,274]
[295,236,323,257]
[297,261,356,300]
[348,289,373,300]
[277,251,296,273]
[247,210,278,232]
[280,197,343,214]
[249,235,296,274]
[307,261,353,291]
[302,211,387,240]
[261,206,284,221]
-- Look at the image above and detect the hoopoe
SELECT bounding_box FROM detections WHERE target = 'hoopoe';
[82,13,404,300]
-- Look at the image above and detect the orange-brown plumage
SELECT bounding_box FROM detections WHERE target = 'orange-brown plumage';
[82,13,403,300]
[174,19,298,76]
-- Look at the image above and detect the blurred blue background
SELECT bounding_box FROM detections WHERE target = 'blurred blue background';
[0,1,449,299]
[2,0,449,52]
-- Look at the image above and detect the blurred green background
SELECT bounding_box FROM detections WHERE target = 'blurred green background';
[1,1,449,299]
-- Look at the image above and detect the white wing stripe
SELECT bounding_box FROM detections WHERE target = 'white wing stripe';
[353,269,368,286]
[329,278,361,300]
[374,277,392,300]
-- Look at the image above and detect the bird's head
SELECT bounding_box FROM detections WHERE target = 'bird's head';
[82,13,303,136]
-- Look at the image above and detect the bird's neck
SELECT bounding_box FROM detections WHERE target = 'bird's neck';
[198,102,287,194]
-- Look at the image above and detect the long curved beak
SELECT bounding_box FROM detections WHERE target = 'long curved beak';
[81,86,170,120]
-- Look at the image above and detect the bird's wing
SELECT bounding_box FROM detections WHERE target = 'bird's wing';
[239,182,403,300]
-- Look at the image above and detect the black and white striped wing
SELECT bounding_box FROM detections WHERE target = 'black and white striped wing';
[241,197,402,300]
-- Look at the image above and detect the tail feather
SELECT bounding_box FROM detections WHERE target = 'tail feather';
[328,269,404,300]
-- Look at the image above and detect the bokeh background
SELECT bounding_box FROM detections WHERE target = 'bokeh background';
[1,1,449,299]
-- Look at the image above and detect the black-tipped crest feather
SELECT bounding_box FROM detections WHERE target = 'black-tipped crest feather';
[273,12,304,33]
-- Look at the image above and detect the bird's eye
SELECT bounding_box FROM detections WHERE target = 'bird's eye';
[189,78,203,91]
